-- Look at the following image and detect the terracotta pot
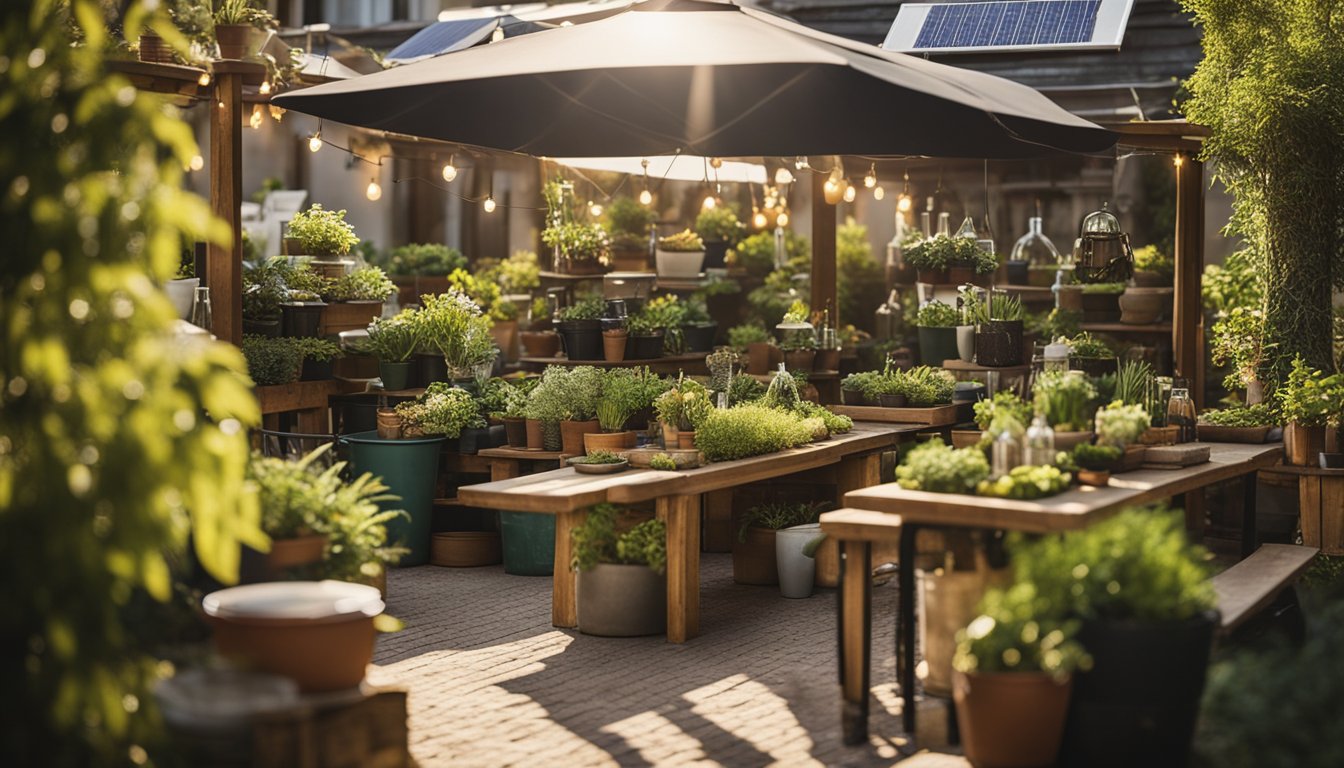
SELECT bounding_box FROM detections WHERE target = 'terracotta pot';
[660,421,679,450]
[584,430,636,453]
[525,418,545,451]
[560,419,601,455]
[954,671,1073,768]
[430,531,502,567]
[1078,468,1111,487]
[783,349,816,372]
[215,24,256,60]
[503,417,527,448]
[732,526,778,585]
[746,342,775,375]
[266,534,328,574]
[520,330,561,358]
[815,348,840,372]
[1285,422,1327,467]
[677,431,696,450]
[602,329,629,362]
[376,408,403,440]
[320,300,383,336]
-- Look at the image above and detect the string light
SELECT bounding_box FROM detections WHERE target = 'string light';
[269,104,284,122]
[709,157,722,169]
[441,155,458,182]
[197,72,211,87]
[843,183,857,203]
[864,163,877,188]
[365,178,382,201]
[308,132,322,153]
[773,167,794,185]
[794,157,810,171]
[588,200,603,217]
[258,80,271,95]
[483,195,496,213]
[639,188,653,206]
[823,173,843,205]
[897,168,913,212]
[702,195,716,210]
[776,211,789,227]
[1173,153,1184,168]
[638,158,652,206]
[753,210,768,229]
[873,185,885,201]
[188,154,203,171]
[249,104,264,129]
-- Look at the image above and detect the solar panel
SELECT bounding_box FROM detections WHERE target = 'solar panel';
[884,0,1133,54]
[386,18,500,63]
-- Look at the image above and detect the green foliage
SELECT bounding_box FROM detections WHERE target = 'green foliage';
[1274,355,1341,426]
[597,368,645,431]
[974,391,1033,431]
[904,234,996,273]
[328,266,395,302]
[654,377,712,430]
[242,335,303,385]
[1133,245,1175,280]
[1211,307,1275,391]
[694,405,815,461]
[571,450,625,465]
[760,365,801,410]
[658,228,705,252]
[500,378,537,419]
[287,204,359,256]
[1202,248,1262,317]
[215,0,274,26]
[1094,401,1151,447]
[730,229,809,278]
[557,293,605,322]
[962,288,1025,324]
[1033,371,1099,432]
[366,312,421,363]
[474,376,513,417]
[695,206,742,243]
[1080,281,1126,295]
[953,584,1090,678]
[496,250,540,293]
[1,3,265,760]
[738,501,824,540]
[294,337,341,363]
[649,453,678,470]
[915,299,958,328]
[1072,443,1123,471]
[242,257,290,320]
[543,221,610,264]
[571,504,666,574]
[795,401,853,435]
[378,243,467,276]
[447,267,516,322]
[395,383,486,437]
[1011,506,1215,622]
[902,365,957,406]
[1114,359,1154,407]
[1067,332,1113,359]
[419,290,496,372]
[837,217,884,332]
[1198,404,1280,427]
[727,373,765,406]
[895,441,990,494]
[1027,307,1081,340]
[606,196,655,236]
[1181,0,1343,384]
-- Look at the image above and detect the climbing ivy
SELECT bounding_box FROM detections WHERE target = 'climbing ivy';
[1180,0,1344,386]
[1,2,262,763]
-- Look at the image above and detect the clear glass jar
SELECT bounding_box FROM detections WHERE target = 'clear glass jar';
[1149,376,1174,427]
[936,211,952,238]
[955,215,978,240]
[1024,414,1056,466]
[920,211,932,240]
[1166,382,1197,443]
[190,286,212,331]
[1043,340,1070,373]
[992,428,1022,479]
[1011,215,1061,269]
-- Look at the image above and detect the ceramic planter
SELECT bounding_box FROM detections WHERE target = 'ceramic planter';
[456,425,506,455]
[975,320,1024,368]
[956,325,976,362]
[655,249,705,278]
[202,581,383,693]
[630,331,666,360]
[320,300,383,336]
[166,277,199,319]
[732,526,778,585]
[917,325,959,367]
[280,301,326,338]
[520,330,561,358]
[378,361,411,391]
[775,523,821,599]
[577,563,667,637]
[560,419,601,455]
[584,430,636,454]
[954,671,1073,768]
[525,418,545,451]
[503,417,528,448]
[681,322,718,353]
[602,329,628,362]
[782,348,816,372]
[265,534,328,575]
[430,531,502,567]
[413,352,448,387]
[557,319,603,361]
[1285,422,1327,466]
[215,24,256,60]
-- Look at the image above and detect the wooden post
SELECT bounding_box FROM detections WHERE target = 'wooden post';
[811,171,837,323]
[552,508,584,628]
[209,65,244,344]
[661,493,701,643]
[839,539,872,745]
[1173,153,1204,409]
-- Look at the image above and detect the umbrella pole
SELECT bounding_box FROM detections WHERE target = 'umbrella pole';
[810,171,837,329]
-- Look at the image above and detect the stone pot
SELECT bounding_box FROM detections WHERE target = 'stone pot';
[954,671,1073,768]
[577,563,667,637]
[1118,287,1170,325]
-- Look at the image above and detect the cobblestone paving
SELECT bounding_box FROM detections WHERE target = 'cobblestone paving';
[368,555,966,768]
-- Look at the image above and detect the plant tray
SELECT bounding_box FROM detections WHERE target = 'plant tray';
[621,448,702,470]
[568,458,630,474]
[1196,424,1273,444]
[1142,443,1212,469]
[828,404,960,427]
[950,429,983,449]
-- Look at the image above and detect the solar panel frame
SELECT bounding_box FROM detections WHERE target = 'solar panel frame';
[386,18,500,63]
[885,0,1134,54]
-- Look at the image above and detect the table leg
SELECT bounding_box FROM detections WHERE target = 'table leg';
[295,406,328,435]
[661,494,701,643]
[898,522,919,738]
[839,539,872,746]
[702,489,734,553]
[837,452,882,498]
[552,508,584,628]
[491,458,520,482]
[1241,472,1259,558]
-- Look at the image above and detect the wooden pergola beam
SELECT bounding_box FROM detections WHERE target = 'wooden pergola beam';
[811,171,838,323]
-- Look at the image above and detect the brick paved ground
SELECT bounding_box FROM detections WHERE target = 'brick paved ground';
[368,554,967,768]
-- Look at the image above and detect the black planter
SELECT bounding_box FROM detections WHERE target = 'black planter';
[916,326,959,367]
[878,392,908,408]
[681,322,718,353]
[300,358,334,381]
[1070,356,1119,378]
[242,317,280,337]
[1059,612,1216,768]
[557,319,603,361]
[280,301,327,338]
[378,361,411,391]
[974,319,1024,367]
[703,240,729,270]
[503,417,527,448]
[415,352,448,387]
[1005,259,1030,285]
[841,388,865,406]
[629,330,666,360]
[456,425,507,455]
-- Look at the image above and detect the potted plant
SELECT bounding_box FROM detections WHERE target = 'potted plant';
[655,229,706,279]
[840,371,877,406]
[952,584,1090,768]
[904,234,955,284]
[1064,332,1117,377]
[572,504,667,636]
[555,294,605,362]
[543,220,611,276]
[520,296,561,359]
[296,337,341,382]
[1196,403,1280,444]
[420,289,497,380]
[1071,443,1122,486]
[777,301,817,372]
[895,440,991,494]
[915,299,960,367]
[286,204,359,278]
[695,206,742,270]
[213,0,273,60]
[586,370,642,452]
[1094,401,1151,471]
[733,501,822,586]
[693,404,815,462]
[641,294,689,356]
[1033,370,1099,449]
[1276,355,1339,466]
[554,367,604,455]
[248,449,334,577]
[654,376,712,450]
[602,320,628,363]
[241,258,287,336]
[241,335,303,387]
[366,312,420,391]
[605,196,655,271]
[970,291,1027,368]
[339,423,447,567]
[1130,245,1174,287]
[949,238,998,286]
[1016,506,1218,767]
[626,310,666,361]
[379,242,467,305]
[679,296,718,353]
[775,519,826,599]
[1209,307,1276,404]
[521,366,578,452]
[276,261,331,339]
[321,266,395,336]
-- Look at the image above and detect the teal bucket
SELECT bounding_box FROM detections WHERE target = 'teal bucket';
[500,511,556,576]
[340,431,444,566]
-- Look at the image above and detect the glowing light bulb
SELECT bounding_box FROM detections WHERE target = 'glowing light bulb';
[823,176,842,205]
[249,104,263,129]
[441,161,457,182]
[366,179,382,201]
[776,212,789,227]
[774,167,795,185]
[753,211,768,229]
[198,72,211,87]
[259,80,271,95]
[702,195,716,210]
[794,157,810,171]
[483,195,496,213]
[639,189,652,206]
[710,157,722,169]
[589,201,603,217]
[873,185,885,201]
[269,105,284,121]
[843,184,857,203]
[308,133,322,153]
[897,194,913,213]
[189,154,204,171]
[1173,154,1184,168]
[864,166,877,188]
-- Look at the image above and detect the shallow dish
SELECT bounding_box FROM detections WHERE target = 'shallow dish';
[568,457,630,474]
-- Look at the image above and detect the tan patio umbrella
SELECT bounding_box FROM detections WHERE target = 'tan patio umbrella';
[273,0,1114,159]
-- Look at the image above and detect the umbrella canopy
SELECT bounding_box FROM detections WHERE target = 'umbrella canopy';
[554,155,767,183]
[274,0,1113,159]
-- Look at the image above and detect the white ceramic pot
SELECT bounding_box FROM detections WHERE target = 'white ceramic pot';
[956,325,976,362]
[655,249,705,279]
[166,277,199,320]
[775,523,822,599]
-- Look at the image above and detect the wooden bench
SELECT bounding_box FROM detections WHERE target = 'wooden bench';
[1211,543,1317,635]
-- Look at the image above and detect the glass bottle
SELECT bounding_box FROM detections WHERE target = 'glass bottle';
[1149,376,1174,427]
[955,215,979,240]
[992,427,1022,479]
[1166,381,1197,443]
[936,211,952,238]
[189,286,212,331]
[1024,414,1056,466]
[1011,215,1061,269]
[920,211,932,240]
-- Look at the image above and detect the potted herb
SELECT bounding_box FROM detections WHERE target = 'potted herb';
[366,312,421,390]
[1016,506,1218,767]
[586,369,642,452]
[242,335,303,386]
[296,337,341,382]
[572,504,667,636]
[553,366,604,455]
[655,229,706,279]
[1131,245,1174,287]
[693,404,815,462]
[555,293,605,362]
[1195,403,1279,444]
[1071,443,1122,485]
[241,258,288,336]
[321,266,395,336]
[543,221,611,276]
[895,440,991,494]
[641,294,689,356]
[904,234,954,284]
[286,204,359,277]
[420,289,497,381]
[840,370,880,406]
[1094,401,1151,471]
[777,301,817,372]
[1033,370,1099,450]
[498,380,534,449]
[276,261,331,339]
[695,206,742,270]
[248,448,335,577]
[733,501,823,587]
[952,584,1090,768]
[1066,332,1117,377]
[1275,355,1339,466]
[626,310,666,361]
[213,0,273,60]
[653,376,712,449]
[394,382,485,439]
[604,196,655,270]
[970,291,1027,368]
[567,450,630,474]
[915,299,960,367]
[520,296,561,358]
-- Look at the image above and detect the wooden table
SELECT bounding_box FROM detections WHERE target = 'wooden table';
[458,423,923,643]
[833,442,1283,743]
[475,447,573,481]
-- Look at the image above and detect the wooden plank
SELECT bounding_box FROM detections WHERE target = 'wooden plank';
[442,451,492,475]
[1212,544,1317,632]
[255,380,346,416]
[829,404,959,426]
[209,69,243,344]
[843,444,1282,533]
[478,448,569,461]
[552,508,584,628]
[1299,476,1322,550]
[702,489,734,553]
[662,494,701,643]
[839,539,871,743]
[820,509,904,543]
[1322,476,1344,556]
[490,458,520,482]
[811,170,838,326]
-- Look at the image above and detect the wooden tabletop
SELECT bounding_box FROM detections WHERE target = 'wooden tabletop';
[477,448,572,461]
[843,443,1283,533]
[829,403,961,427]
[458,422,923,513]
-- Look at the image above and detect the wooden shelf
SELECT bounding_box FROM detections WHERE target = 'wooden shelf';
[255,380,350,415]
[1082,322,1173,334]
[828,403,960,427]
[940,359,1032,375]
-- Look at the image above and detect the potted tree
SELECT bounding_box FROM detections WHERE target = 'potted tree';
[286,204,359,279]
[572,504,667,637]
[1276,355,1339,466]
[655,229,706,279]
[695,206,742,271]
[1033,370,1099,450]
[915,299,960,367]
[555,294,605,362]
[367,312,420,391]
[604,196,655,271]
[213,0,273,60]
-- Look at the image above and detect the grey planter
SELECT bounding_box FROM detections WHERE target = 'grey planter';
[775,523,821,598]
[577,563,667,637]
